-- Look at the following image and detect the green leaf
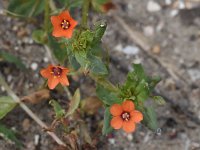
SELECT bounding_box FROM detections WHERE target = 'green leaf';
[8,0,45,17]
[49,100,65,119]
[88,54,108,75]
[102,107,113,135]
[135,79,150,102]
[153,96,166,105]
[58,0,83,9]
[0,51,26,70]
[148,76,161,92]
[74,51,89,69]
[93,20,107,44]
[48,35,67,63]
[132,64,146,81]
[32,29,46,44]
[68,55,81,71]
[66,89,80,116]
[96,84,122,105]
[141,106,158,131]
[0,124,22,148]
[0,96,17,119]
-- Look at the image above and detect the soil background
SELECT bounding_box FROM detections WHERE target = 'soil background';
[0,0,200,150]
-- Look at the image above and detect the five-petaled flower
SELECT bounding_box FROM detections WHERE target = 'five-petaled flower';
[110,100,143,133]
[51,10,78,38]
[40,65,70,90]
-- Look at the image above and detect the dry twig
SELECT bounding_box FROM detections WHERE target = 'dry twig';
[0,73,66,146]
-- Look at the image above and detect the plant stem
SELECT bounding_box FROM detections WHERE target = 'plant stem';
[81,0,90,28]
[44,0,50,33]
[90,74,118,92]
[0,73,66,146]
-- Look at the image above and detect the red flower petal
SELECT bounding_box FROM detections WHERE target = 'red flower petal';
[122,100,135,112]
[59,75,69,86]
[130,110,143,123]
[48,76,59,90]
[122,121,136,133]
[110,116,123,129]
[110,104,123,116]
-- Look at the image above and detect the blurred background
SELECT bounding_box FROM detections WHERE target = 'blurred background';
[0,0,200,149]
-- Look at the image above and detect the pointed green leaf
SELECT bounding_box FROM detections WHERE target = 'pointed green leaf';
[0,96,17,119]
[96,84,122,105]
[102,107,113,135]
[132,64,146,81]
[93,20,107,44]
[141,106,158,131]
[0,124,22,148]
[153,96,166,105]
[0,51,26,70]
[88,55,108,75]
[49,100,65,119]
[8,0,45,17]
[32,29,46,44]
[66,89,80,116]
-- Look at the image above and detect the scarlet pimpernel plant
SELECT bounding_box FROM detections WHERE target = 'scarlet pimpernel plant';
[0,0,166,148]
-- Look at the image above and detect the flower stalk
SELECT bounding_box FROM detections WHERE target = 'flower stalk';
[44,0,50,33]
[81,0,90,28]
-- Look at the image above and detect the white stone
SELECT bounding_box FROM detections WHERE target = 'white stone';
[34,134,40,145]
[1,86,5,92]
[188,69,200,82]
[108,138,115,145]
[114,44,123,52]
[43,57,49,63]
[127,134,133,141]
[165,0,172,5]
[31,62,38,71]
[143,26,154,36]
[147,1,161,12]
[7,75,12,82]
[123,45,140,55]
[170,9,179,17]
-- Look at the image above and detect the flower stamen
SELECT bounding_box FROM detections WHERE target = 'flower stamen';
[52,67,62,77]
[121,112,130,121]
[61,20,70,30]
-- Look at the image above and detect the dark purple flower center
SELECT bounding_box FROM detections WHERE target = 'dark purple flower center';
[121,112,130,121]
[52,67,62,77]
[61,20,70,30]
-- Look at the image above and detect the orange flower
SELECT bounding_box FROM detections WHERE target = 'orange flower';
[40,65,70,90]
[51,10,78,38]
[110,100,143,133]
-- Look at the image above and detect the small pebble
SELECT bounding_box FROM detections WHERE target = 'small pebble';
[43,57,49,63]
[143,26,154,37]
[1,86,5,92]
[31,62,38,71]
[127,134,133,141]
[170,9,179,17]
[34,134,40,145]
[123,45,140,55]
[7,75,12,82]
[151,45,161,54]
[147,1,161,12]
[14,46,19,51]
[108,138,115,145]
[165,0,172,5]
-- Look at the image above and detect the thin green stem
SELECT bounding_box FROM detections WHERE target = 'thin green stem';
[89,74,118,92]
[81,0,90,28]
[44,0,50,33]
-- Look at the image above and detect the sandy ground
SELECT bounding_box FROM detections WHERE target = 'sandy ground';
[0,0,200,150]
